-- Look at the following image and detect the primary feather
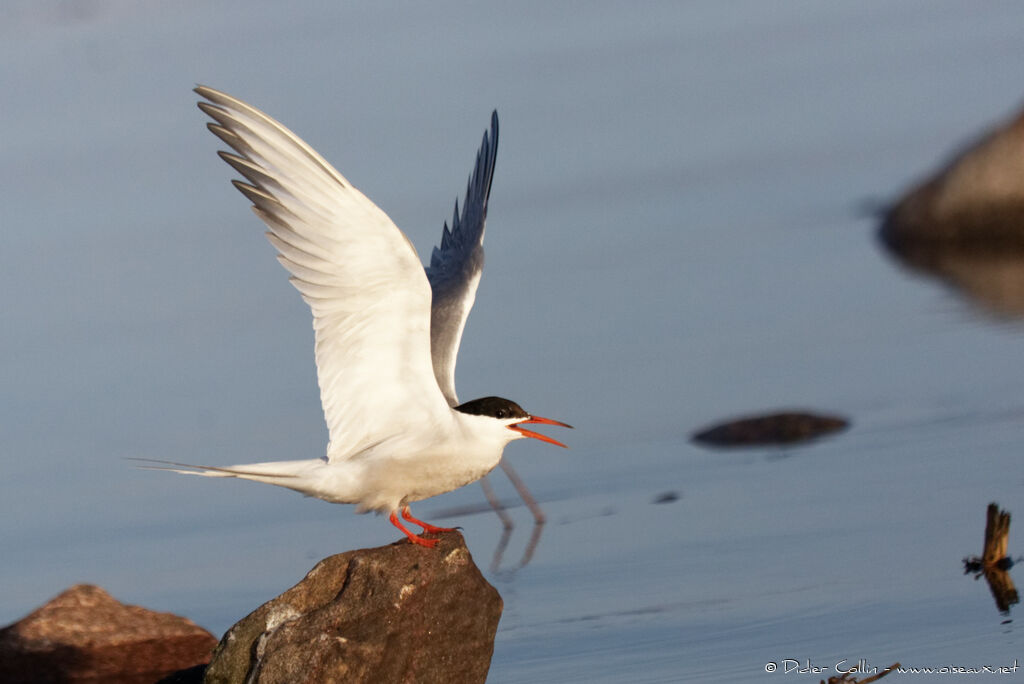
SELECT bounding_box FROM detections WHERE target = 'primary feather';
[195,86,451,462]
[426,112,499,406]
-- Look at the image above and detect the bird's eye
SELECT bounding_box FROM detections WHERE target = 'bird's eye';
[496,409,506,418]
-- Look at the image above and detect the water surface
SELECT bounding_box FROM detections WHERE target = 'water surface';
[3,2,1024,681]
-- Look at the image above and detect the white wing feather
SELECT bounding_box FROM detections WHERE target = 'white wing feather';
[426,112,498,406]
[195,86,450,461]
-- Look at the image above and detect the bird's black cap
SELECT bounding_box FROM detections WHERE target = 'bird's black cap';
[454,396,529,420]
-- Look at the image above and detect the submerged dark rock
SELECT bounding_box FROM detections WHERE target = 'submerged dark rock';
[692,411,848,448]
[204,530,502,684]
[881,102,1024,249]
[0,584,216,684]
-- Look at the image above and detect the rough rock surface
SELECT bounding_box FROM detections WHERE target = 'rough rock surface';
[204,530,502,684]
[881,103,1024,248]
[692,411,849,448]
[0,584,217,684]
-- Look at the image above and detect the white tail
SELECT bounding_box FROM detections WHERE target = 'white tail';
[131,458,332,496]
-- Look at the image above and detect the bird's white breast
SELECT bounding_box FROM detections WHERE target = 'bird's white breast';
[344,410,509,513]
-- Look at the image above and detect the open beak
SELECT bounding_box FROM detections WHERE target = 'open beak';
[509,415,574,448]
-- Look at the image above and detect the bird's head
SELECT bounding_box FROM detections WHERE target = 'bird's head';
[455,396,572,447]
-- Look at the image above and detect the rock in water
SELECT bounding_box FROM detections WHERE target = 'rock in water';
[204,530,502,684]
[0,584,217,683]
[692,411,848,448]
[881,103,1024,248]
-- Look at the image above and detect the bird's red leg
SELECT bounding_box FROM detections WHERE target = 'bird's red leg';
[402,505,457,535]
[389,510,439,548]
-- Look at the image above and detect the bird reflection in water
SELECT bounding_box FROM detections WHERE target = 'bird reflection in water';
[432,473,547,575]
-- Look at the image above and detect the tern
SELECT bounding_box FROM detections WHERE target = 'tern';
[145,87,571,548]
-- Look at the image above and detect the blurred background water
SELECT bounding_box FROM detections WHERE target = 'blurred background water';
[3,1,1024,681]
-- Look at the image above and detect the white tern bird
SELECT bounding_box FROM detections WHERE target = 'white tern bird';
[145,87,571,548]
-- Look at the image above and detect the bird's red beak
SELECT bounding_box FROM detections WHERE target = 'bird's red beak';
[509,415,573,448]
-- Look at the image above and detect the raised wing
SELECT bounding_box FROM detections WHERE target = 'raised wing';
[425,111,499,406]
[196,86,450,461]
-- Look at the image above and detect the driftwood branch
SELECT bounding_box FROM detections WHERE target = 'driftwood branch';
[820,662,899,684]
[983,503,1012,566]
[963,502,1018,614]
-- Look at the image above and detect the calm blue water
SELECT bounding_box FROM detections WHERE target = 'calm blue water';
[3,2,1024,681]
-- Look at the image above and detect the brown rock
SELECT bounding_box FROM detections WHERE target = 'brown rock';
[692,411,849,448]
[882,103,1024,248]
[204,530,502,684]
[0,584,217,684]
